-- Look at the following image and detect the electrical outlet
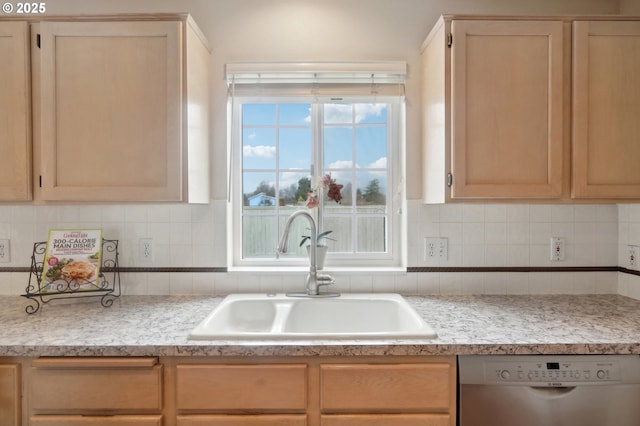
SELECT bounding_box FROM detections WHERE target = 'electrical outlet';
[424,237,448,261]
[628,245,640,269]
[139,238,153,263]
[550,237,565,261]
[0,239,9,263]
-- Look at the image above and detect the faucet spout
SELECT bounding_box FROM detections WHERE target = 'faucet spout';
[277,210,337,297]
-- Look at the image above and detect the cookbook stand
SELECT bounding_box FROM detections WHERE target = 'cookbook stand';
[22,239,121,314]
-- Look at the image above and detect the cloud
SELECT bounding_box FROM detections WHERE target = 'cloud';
[355,104,385,123]
[328,160,357,169]
[324,104,353,123]
[368,156,387,169]
[279,171,308,189]
[243,145,276,158]
[327,157,386,170]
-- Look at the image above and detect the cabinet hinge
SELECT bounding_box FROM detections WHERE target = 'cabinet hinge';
[36,34,41,48]
[447,33,453,48]
[446,173,453,187]
[39,175,42,188]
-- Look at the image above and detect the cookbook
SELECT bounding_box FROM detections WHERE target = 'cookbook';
[40,229,103,293]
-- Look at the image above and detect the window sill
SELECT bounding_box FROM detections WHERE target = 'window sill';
[227,266,407,274]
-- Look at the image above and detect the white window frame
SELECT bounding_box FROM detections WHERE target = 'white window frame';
[226,71,406,271]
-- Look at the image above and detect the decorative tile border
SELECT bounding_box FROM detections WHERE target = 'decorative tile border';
[0,266,632,274]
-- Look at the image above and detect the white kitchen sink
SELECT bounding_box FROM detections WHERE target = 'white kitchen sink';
[188,293,437,340]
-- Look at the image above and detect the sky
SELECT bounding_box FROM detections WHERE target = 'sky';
[242,102,389,201]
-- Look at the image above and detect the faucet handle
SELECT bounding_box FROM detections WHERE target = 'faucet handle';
[316,273,335,287]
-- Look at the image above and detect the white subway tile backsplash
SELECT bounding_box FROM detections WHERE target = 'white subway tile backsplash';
[529,205,552,222]
[551,205,574,222]
[507,204,530,222]
[0,202,632,296]
[484,204,507,222]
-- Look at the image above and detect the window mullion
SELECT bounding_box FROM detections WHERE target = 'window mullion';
[313,103,324,233]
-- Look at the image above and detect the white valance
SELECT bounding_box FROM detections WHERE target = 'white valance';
[225,61,407,85]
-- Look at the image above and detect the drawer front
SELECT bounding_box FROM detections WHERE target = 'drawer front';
[30,358,162,412]
[176,364,307,411]
[320,364,451,412]
[177,414,307,426]
[30,414,163,426]
[321,414,451,426]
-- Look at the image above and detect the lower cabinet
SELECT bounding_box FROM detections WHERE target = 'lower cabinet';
[0,362,21,426]
[28,357,163,426]
[320,414,451,426]
[176,414,307,426]
[20,355,456,426]
[319,363,453,425]
[29,415,163,425]
[175,363,308,425]
[171,356,456,426]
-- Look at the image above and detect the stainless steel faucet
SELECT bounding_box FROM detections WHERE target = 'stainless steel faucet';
[276,210,338,297]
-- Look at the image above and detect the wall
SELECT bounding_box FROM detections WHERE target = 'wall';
[618,205,640,299]
[0,0,632,296]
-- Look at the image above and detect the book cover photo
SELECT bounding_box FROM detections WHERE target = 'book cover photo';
[40,229,103,293]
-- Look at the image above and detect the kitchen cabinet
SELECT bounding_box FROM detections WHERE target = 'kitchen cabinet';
[422,15,640,203]
[30,15,210,203]
[171,356,456,426]
[422,17,565,202]
[320,363,453,425]
[175,363,308,425]
[572,21,640,199]
[17,355,455,426]
[0,362,21,426]
[29,357,163,425]
[0,21,32,201]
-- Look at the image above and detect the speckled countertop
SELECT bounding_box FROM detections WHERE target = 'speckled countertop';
[2,294,640,357]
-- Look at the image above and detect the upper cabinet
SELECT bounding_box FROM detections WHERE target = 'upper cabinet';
[422,17,566,203]
[33,16,211,203]
[572,21,640,199]
[0,21,32,201]
[0,15,210,204]
[422,15,640,203]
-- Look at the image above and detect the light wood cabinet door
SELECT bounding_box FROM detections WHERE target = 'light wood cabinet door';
[37,21,183,202]
[30,357,162,413]
[572,20,640,198]
[177,414,307,426]
[30,415,163,426]
[176,364,307,412]
[321,414,450,426]
[0,21,31,201]
[0,364,20,426]
[320,363,452,412]
[450,20,564,199]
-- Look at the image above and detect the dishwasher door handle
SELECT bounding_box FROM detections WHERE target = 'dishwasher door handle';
[526,386,577,398]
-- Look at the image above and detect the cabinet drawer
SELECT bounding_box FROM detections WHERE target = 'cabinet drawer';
[30,415,163,425]
[320,364,451,412]
[321,414,450,426]
[177,414,307,425]
[176,364,307,411]
[30,357,162,412]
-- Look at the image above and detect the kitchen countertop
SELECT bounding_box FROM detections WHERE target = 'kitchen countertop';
[2,294,640,357]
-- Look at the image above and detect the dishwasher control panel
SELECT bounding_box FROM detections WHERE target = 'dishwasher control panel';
[486,359,620,386]
[459,355,640,387]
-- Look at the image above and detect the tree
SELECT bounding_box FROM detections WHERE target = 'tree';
[279,183,298,205]
[253,181,275,197]
[362,179,385,205]
[295,177,312,202]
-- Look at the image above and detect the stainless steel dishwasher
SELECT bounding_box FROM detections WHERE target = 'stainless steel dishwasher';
[458,355,640,426]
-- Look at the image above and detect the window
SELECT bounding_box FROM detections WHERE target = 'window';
[227,63,406,269]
